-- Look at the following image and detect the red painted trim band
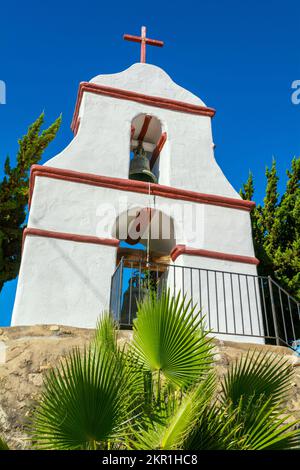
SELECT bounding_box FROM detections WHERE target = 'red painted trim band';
[170,244,259,265]
[71,82,216,133]
[73,117,81,136]
[22,227,119,252]
[29,165,256,212]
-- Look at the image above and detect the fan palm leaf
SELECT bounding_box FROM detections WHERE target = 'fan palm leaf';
[30,346,138,449]
[129,373,216,450]
[28,293,300,451]
[234,395,300,450]
[183,402,243,450]
[219,351,300,450]
[131,290,214,389]
[93,313,118,354]
[221,350,293,410]
[0,435,9,450]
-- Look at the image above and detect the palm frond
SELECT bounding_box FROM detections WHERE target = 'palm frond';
[235,395,300,450]
[160,373,216,449]
[220,350,300,451]
[0,435,9,450]
[221,350,293,410]
[131,290,214,389]
[184,395,300,450]
[129,373,216,450]
[183,402,243,450]
[30,347,138,449]
[93,313,118,354]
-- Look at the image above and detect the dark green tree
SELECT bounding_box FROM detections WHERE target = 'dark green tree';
[240,157,300,299]
[263,158,280,237]
[269,158,300,297]
[0,113,61,292]
[239,170,254,201]
[240,171,267,273]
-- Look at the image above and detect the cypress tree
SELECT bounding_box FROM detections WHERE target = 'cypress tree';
[263,158,279,237]
[271,158,300,298]
[240,157,300,299]
[239,171,254,201]
[0,113,61,292]
[240,171,267,273]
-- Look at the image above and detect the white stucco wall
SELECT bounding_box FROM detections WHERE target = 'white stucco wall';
[90,63,207,106]
[12,174,258,333]
[11,236,117,328]
[27,176,255,258]
[45,63,239,198]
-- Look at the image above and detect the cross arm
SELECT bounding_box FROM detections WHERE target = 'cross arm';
[123,35,164,47]
[145,38,164,47]
[123,34,142,43]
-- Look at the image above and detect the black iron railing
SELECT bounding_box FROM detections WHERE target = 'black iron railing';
[109,258,300,348]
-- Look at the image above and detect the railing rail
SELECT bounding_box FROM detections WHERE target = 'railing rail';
[109,259,300,348]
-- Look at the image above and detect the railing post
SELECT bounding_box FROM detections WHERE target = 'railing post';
[268,276,280,346]
[117,257,124,324]
[109,273,113,317]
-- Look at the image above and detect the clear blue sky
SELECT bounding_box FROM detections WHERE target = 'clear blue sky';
[0,0,299,326]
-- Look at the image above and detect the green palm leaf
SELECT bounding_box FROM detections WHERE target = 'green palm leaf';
[0,435,9,450]
[30,347,137,449]
[93,313,118,354]
[95,313,148,411]
[235,395,300,450]
[29,294,299,451]
[129,373,216,450]
[131,290,214,389]
[220,351,300,450]
[221,350,293,409]
[183,403,243,450]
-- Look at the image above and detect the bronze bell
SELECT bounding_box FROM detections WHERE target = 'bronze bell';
[129,145,157,183]
[120,272,149,325]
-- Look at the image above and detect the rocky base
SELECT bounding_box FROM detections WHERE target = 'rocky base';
[0,325,299,449]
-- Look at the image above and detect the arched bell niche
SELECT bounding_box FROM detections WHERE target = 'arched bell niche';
[112,207,176,325]
[129,114,167,184]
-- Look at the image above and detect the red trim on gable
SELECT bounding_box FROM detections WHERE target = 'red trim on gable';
[71,82,216,133]
[150,132,167,169]
[170,244,259,265]
[73,117,81,136]
[29,165,256,212]
[22,227,119,252]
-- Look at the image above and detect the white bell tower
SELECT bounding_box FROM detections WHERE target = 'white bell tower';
[11,27,262,343]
